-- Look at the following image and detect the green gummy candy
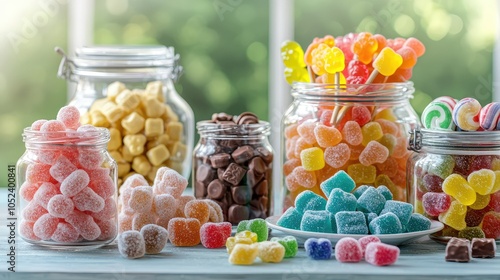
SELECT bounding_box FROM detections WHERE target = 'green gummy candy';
[248,218,268,242]
[270,236,298,258]
[458,227,485,240]
[236,220,249,233]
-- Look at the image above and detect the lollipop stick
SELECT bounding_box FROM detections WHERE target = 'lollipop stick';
[308,66,316,82]
[329,72,341,125]
[365,69,379,84]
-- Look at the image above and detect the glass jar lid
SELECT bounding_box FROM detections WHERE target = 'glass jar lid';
[56,45,182,81]
[196,121,271,139]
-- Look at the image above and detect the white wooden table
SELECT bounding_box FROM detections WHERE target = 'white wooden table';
[1,189,500,280]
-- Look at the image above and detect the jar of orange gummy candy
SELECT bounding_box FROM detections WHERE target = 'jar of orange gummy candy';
[56,46,194,188]
[279,82,419,213]
[16,127,118,249]
[408,129,500,242]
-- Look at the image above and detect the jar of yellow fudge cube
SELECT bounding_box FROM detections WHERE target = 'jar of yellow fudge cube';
[56,46,194,187]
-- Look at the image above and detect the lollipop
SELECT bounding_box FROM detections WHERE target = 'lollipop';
[421,96,457,130]
[281,41,310,84]
[366,47,403,84]
[452,98,481,131]
[479,102,500,131]
[351,32,378,65]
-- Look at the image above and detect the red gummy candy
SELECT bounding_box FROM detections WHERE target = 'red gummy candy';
[365,242,400,266]
[200,222,232,249]
[335,237,362,263]
[358,235,381,257]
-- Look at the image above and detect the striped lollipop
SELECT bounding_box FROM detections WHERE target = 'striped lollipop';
[479,102,500,131]
[421,96,457,130]
[452,98,481,131]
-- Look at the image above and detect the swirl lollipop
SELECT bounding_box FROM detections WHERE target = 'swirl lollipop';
[479,102,500,131]
[452,98,481,131]
[421,96,457,130]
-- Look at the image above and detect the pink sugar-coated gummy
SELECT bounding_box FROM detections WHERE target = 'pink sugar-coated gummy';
[120,187,134,212]
[292,166,316,188]
[153,194,178,221]
[89,175,115,199]
[65,210,101,240]
[121,174,149,193]
[422,192,452,216]
[77,124,98,133]
[359,141,390,166]
[324,143,351,168]
[33,213,59,240]
[31,119,48,131]
[119,213,133,233]
[96,219,117,241]
[20,181,40,201]
[342,121,363,146]
[26,163,52,184]
[60,147,80,167]
[51,222,79,243]
[285,173,300,192]
[22,201,48,222]
[40,120,66,138]
[57,106,81,130]
[175,195,195,218]
[60,169,90,197]
[334,237,363,263]
[358,236,381,257]
[352,106,372,127]
[50,155,77,183]
[37,148,61,165]
[200,222,232,249]
[153,168,188,198]
[78,150,104,170]
[132,212,156,231]
[140,224,169,254]
[294,137,313,158]
[129,186,154,213]
[365,242,400,266]
[33,182,60,209]
[297,122,317,145]
[20,220,40,241]
[72,187,105,212]
[89,167,110,181]
[91,198,118,221]
[47,194,74,218]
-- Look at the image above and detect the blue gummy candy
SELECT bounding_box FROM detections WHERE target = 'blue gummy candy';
[357,187,386,214]
[295,190,327,214]
[305,238,332,260]
[380,200,414,226]
[365,212,378,224]
[376,185,393,201]
[406,213,431,232]
[326,188,357,215]
[277,207,303,230]
[300,210,333,233]
[320,170,356,197]
[335,211,368,234]
[353,185,370,199]
[369,212,402,234]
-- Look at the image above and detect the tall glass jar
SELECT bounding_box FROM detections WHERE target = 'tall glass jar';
[16,128,118,249]
[56,45,194,187]
[408,129,500,242]
[279,82,419,214]
[193,119,273,225]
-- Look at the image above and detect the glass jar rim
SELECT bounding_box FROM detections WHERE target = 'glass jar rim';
[409,128,500,152]
[23,127,110,147]
[196,120,271,138]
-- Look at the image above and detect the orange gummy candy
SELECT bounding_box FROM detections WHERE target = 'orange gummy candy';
[168,218,201,247]
[184,200,210,224]
[314,125,342,148]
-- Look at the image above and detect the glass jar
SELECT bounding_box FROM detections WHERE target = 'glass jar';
[56,45,194,188]
[16,127,118,249]
[408,128,500,242]
[193,120,273,225]
[279,82,419,214]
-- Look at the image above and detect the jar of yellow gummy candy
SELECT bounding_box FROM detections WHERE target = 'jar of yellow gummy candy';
[408,129,500,242]
[279,82,419,214]
[56,46,194,187]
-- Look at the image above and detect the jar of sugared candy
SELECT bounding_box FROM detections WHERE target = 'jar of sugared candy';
[56,45,194,188]
[279,82,419,214]
[408,129,500,242]
[193,113,273,225]
[16,127,118,249]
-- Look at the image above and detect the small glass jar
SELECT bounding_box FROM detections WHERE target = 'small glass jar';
[56,45,194,187]
[408,129,500,242]
[16,128,118,249]
[193,120,273,225]
[279,82,419,214]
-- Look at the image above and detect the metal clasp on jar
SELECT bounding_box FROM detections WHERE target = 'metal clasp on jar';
[408,129,422,151]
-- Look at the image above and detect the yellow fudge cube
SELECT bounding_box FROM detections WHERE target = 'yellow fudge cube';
[115,89,140,111]
[121,112,145,135]
[228,244,259,265]
[146,134,170,150]
[144,118,164,138]
[123,134,147,156]
[142,96,165,118]
[121,146,134,162]
[162,104,179,122]
[90,111,110,127]
[108,128,122,151]
[166,121,183,141]
[90,98,109,112]
[132,155,152,176]
[258,241,285,263]
[101,102,124,123]
[146,144,170,166]
[145,81,165,102]
[107,81,126,101]
[226,236,254,254]
[169,141,187,162]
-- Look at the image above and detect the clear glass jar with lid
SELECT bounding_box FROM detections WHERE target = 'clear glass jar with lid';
[279,82,419,215]
[408,129,500,242]
[56,45,194,187]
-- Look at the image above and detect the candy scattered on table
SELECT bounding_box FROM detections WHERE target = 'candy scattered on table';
[445,237,471,262]
[305,238,332,260]
[118,230,146,259]
[334,237,362,263]
[270,236,299,258]
[200,222,232,249]
[364,242,400,266]
[471,238,496,258]
[140,224,169,254]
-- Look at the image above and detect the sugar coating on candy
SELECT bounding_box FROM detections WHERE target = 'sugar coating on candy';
[50,155,77,183]
[366,212,378,224]
[353,185,369,199]
[174,195,195,217]
[226,236,254,254]
[326,188,357,215]
[422,192,451,216]
[27,163,52,184]
[78,150,104,170]
[140,224,169,254]
[31,119,48,131]
[358,235,381,257]
[184,200,210,224]
[258,241,285,263]
[304,238,332,260]
[200,222,232,249]
[203,199,224,223]
[376,185,393,201]
[91,198,117,221]
[33,213,59,240]
[426,155,455,179]
[335,211,368,234]
[66,210,101,240]
[128,186,154,213]
[229,243,259,265]
[334,237,362,263]
[40,120,66,138]
[342,121,363,146]
[324,143,350,169]
[357,187,386,215]
[406,213,431,232]
[300,147,325,171]
[369,212,402,234]
[438,201,467,231]
[153,168,188,198]
[270,236,298,258]
[47,194,74,218]
[20,220,40,241]
[292,166,317,188]
[118,213,133,233]
[301,210,333,233]
[314,125,342,148]
[359,141,389,166]
[237,218,269,242]
[96,219,117,241]
[320,170,356,197]
[235,230,258,243]
[297,121,317,144]
[132,212,156,231]
[22,201,48,222]
[60,169,90,197]
[121,173,149,191]
[380,200,414,226]
[33,182,60,209]
[468,169,495,195]
[118,230,146,259]
[72,187,105,213]
[458,227,485,240]
[365,242,400,266]
[276,207,303,230]
[89,174,115,199]
[294,190,327,213]
[167,218,201,247]
[56,106,80,130]
[51,222,79,243]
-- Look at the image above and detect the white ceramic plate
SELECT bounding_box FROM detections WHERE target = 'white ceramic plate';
[265,216,444,247]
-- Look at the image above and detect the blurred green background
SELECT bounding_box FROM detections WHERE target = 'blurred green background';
[0,0,496,186]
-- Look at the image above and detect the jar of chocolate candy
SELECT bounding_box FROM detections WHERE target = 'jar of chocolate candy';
[56,45,194,188]
[408,129,500,242]
[17,122,118,249]
[193,112,273,225]
[279,82,419,214]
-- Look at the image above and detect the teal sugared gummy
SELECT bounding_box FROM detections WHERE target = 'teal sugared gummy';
[320,170,356,197]
[276,207,303,230]
[406,213,431,233]
[369,212,402,234]
[295,190,327,214]
[300,210,333,233]
[270,236,298,258]
[331,212,337,233]
[335,211,368,234]
[353,185,370,199]
[425,154,455,179]
[380,200,414,226]
[326,188,357,215]
[236,218,268,242]
[458,227,485,240]
[357,187,386,214]
[376,185,393,201]
[365,212,378,224]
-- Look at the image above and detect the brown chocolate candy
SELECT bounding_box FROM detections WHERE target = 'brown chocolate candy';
[247,169,264,187]
[471,238,496,258]
[232,146,254,164]
[445,237,471,262]
[194,181,206,199]
[228,204,250,224]
[222,163,246,185]
[207,179,226,200]
[256,146,273,164]
[249,157,267,175]
[210,153,231,169]
[196,164,215,185]
[254,180,268,196]
[235,112,258,125]
[231,185,253,205]
[212,112,234,122]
